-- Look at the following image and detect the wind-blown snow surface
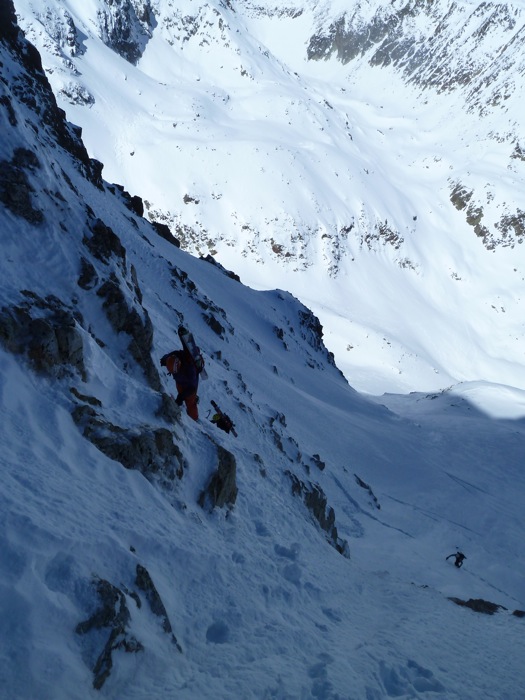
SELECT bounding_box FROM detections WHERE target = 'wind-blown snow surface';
[13,0,525,411]
[1,5,525,699]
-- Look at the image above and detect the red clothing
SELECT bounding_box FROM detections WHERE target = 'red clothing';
[178,386,198,421]
[161,350,199,420]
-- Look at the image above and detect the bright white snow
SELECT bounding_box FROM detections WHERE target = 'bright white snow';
[14,0,525,414]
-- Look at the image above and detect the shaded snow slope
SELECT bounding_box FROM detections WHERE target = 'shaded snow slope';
[1,5,525,699]
[12,0,525,407]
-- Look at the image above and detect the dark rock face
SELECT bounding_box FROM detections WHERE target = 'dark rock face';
[1,9,192,691]
[1,0,181,474]
[354,474,381,510]
[0,0,102,187]
[97,0,156,64]
[71,404,185,479]
[0,148,44,224]
[80,217,161,390]
[0,0,18,43]
[306,2,525,112]
[96,272,161,391]
[76,578,144,690]
[201,254,240,281]
[107,183,144,217]
[199,445,238,511]
[84,218,127,265]
[54,8,85,57]
[448,597,507,615]
[151,220,180,247]
[77,565,179,690]
[298,309,323,346]
[203,312,225,337]
[0,295,86,379]
[298,307,338,369]
[81,214,160,390]
[135,564,182,650]
[78,257,99,290]
[288,472,349,557]
[450,181,525,249]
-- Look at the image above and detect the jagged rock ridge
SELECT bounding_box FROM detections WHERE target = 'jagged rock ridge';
[1,5,363,690]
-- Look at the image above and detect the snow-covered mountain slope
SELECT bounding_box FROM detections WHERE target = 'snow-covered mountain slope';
[12,0,525,407]
[1,4,525,698]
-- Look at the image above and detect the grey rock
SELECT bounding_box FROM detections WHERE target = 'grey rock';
[96,272,161,391]
[97,0,155,65]
[0,150,44,224]
[76,577,144,690]
[288,472,349,558]
[77,257,98,290]
[448,597,506,615]
[135,564,182,650]
[199,445,238,511]
[84,218,126,264]
[0,299,85,379]
[71,404,185,479]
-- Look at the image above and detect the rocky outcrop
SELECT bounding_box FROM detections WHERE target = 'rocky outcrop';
[33,5,86,59]
[449,597,525,619]
[71,403,185,480]
[96,0,155,64]
[201,254,241,282]
[135,564,182,650]
[354,474,381,510]
[84,217,127,265]
[107,183,144,217]
[0,0,18,43]
[96,272,161,391]
[287,472,350,557]
[20,4,94,106]
[448,597,506,615]
[76,577,144,690]
[298,307,339,369]
[450,181,525,249]
[0,147,44,224]
[79,215,161,390]
[77,564,180,690]
[307,2,525,113]
[199,444,238,511]
[0,7,102,187]
[150,220,180,247]
[0,294,86,379]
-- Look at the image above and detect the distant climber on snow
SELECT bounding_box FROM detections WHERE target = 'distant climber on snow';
[210,400,237,437]
[446,551,466,568]
[160,326,205,421]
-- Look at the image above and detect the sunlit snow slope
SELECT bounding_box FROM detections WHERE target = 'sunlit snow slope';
[14,0,525,410]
